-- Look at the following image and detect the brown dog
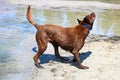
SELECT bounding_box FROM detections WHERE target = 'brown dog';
[26,6,96,69]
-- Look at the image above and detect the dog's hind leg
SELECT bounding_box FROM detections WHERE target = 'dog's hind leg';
[33,34,48,69]
[51,42,68,63]
[33,50,45,69]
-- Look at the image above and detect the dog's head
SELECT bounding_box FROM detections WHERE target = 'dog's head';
[77,12,96,30]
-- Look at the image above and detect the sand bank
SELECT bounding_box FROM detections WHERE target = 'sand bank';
[7,0,120,12]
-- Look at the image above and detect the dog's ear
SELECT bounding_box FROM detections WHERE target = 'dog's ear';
[77,18,81,24]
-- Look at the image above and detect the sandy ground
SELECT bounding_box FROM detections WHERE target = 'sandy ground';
[15,34,120,80]
[1,0,120,80]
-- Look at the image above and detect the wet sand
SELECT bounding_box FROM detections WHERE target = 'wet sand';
[0,0,120,80]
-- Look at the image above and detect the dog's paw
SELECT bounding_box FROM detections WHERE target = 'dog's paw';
[78,65,89,69]
[35,63,44,69]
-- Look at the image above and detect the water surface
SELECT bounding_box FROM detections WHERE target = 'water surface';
[29,8,120,37]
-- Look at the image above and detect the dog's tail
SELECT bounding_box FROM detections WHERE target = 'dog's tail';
[26,5,39,30]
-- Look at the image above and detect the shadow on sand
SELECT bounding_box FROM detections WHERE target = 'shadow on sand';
[32,47,92,66]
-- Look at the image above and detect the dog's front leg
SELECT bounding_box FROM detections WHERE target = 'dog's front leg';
[72,49,89,69]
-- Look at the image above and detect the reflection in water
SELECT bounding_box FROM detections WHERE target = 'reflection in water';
[37,10,46,25]
[107,24,114,37]
[61,11,68,27]
[94,24,114,37]
[91,12,120,37]
[91,13,115,37]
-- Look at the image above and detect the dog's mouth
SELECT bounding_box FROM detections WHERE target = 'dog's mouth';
[90,12,96,21]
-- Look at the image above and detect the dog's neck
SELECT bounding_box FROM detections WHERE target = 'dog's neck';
[81,24,91,31]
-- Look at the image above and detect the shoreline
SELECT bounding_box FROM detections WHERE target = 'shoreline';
[86,34,120,43]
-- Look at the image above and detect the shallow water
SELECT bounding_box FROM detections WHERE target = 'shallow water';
[28,8,120,37]
[0,1,120,80]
